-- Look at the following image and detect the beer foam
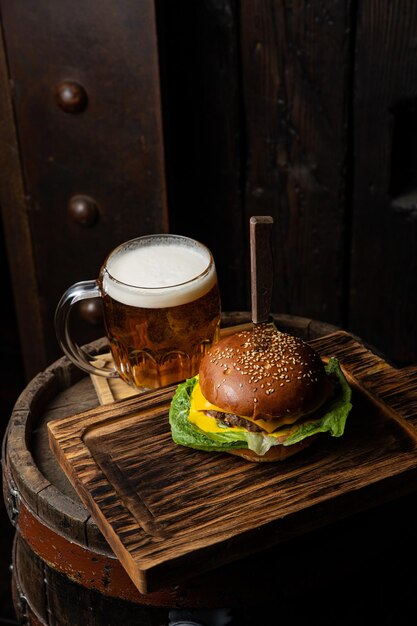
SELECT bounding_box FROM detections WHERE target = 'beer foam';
[102,239,217,308]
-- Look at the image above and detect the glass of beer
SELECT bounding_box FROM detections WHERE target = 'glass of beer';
[55,234,221,389]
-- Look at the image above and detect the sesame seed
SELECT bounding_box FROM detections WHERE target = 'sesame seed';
[206,323,323,399]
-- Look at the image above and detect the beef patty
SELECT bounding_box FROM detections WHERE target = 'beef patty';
[205,410,263,432]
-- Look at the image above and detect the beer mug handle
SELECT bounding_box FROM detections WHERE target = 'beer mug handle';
[55,280,118,378]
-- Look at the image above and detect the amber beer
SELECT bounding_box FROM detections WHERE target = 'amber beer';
[98,235,220,388]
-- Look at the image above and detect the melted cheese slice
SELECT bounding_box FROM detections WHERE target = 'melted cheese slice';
[189,380,295,435]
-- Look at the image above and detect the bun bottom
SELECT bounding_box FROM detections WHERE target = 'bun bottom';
[227,435,317,463]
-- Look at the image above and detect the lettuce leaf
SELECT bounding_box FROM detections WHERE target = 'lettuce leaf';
[282,357,352,445]
[168,357,352,455]
[169,377,248,452]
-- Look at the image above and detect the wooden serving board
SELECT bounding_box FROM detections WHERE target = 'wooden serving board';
[48,330,417,595]
[90,353,139,404]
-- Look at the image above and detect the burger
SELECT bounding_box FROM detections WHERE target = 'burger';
[169,323,352,462]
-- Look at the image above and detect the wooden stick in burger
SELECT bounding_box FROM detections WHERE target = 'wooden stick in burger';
[250,215,274,326]
[169,218,353,462]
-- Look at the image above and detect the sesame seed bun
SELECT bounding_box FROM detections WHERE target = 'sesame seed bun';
[199,323,331,422]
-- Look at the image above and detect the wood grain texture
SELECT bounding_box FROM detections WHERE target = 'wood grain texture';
[250,216,274,323]
[0,0,168,373]
[350,0,417,363]
[9,321,337,619]
[90,354,139,405]
[240,0,352,324]
[0,20,47,377]
[3,338,108,548]
[48,329,417,593]
[4,314,332,549]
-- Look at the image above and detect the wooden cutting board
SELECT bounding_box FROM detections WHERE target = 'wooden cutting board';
[48,329,417,594]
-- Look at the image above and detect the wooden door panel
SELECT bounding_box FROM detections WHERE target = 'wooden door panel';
[0,0,167,375]
[350,0,417,362]
[240,0,352,326]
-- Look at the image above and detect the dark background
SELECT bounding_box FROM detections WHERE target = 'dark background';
[1,0,417,622]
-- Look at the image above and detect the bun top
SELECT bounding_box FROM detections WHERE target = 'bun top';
[199,324,330,421]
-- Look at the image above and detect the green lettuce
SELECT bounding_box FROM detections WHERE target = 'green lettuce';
[168,357,352,455]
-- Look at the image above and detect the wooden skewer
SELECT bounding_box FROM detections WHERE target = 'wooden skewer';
[250,215,274,324]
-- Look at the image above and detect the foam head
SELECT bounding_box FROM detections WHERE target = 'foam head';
[101,235,217,308]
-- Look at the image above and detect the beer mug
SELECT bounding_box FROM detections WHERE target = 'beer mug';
[55,234,221,389]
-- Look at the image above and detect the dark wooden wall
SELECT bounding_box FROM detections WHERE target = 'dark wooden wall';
[159,0,352,320]
[0,0,168,380]
[0,217,23,622]
[1,0,416,385]
[350,1,417,363]
[158,0,417,366]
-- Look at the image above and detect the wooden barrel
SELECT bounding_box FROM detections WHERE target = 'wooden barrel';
[6,311,407,625]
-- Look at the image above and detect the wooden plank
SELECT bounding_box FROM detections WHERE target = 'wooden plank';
[156,0,245,310]
[240,0,352,326]
[0,19,46,378]
[48,330,417,593]
[90,354,139,405]
[0,0,168,368]
[350,0,417,363]
[250,216,274,323]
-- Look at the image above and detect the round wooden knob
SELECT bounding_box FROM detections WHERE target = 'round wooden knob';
[68,195,99,227]
[78,298,103,326]
[55,81,88,113]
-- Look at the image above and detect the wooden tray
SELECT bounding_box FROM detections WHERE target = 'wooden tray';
[90,353,139,404]
[48,330,417,594]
